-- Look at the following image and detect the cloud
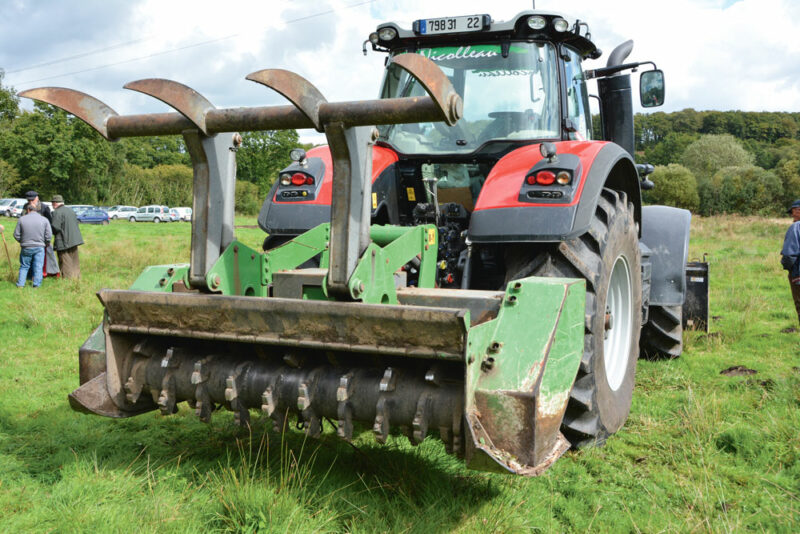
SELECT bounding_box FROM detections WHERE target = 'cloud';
[2,0,799,142]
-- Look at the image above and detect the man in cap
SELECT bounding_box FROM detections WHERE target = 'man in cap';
[780,199,800,325]
[23,190,59,278]
[23,190,52,222]
[13,203,52,287]
[50,194,84,279]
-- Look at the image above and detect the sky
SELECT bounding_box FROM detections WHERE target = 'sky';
[1,0,799,143]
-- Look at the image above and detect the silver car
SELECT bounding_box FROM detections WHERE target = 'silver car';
[108,205,138,220]
[130,205,171,223]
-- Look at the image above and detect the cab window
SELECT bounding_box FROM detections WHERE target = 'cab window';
[563,46,592,141]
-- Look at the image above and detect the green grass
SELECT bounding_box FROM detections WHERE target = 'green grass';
[0,215,798,532]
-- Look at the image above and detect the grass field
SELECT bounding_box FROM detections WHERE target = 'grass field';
[0,215,798,532]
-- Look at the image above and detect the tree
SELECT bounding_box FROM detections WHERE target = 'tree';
[235,130,300,196]
[0,69,19,123]
[643,164,699,211]
[699,165,783,215]
[0,158,20,196]
[0,103,125,203]
[643,132,698,166]
[680,134,754,179]
[120,136,189,168]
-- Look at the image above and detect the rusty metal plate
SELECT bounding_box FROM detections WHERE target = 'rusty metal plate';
[98,290,469,360]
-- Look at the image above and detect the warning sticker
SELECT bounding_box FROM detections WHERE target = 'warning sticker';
[407,187,416,201]
[427,228,436,245]
[372,192,378,210]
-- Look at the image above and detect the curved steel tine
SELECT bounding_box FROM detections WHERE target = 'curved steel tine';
[124,79,214,135]
[390,54,463,126]
[246,69,326,132]
[18,88,118,140]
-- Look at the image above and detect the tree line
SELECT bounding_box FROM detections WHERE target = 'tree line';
[0,70,303,214]
[627,109,800,215]
[3,69,799,217]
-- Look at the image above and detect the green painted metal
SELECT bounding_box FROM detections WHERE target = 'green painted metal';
[129,264,190,292]
[262,224,331,286]
[347,224,438,303]
[205,240,265,296]
[462,276,586,474]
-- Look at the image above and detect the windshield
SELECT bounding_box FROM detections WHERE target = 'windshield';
[378,42,560,155]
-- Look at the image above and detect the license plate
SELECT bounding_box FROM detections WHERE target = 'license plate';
[418,15,485,35]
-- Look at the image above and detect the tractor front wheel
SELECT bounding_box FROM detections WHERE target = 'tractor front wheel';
[506,188,642,447]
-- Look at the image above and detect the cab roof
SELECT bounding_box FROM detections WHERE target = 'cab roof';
[373,10,601,60]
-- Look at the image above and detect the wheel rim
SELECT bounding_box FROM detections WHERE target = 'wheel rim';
[603,254,633,391]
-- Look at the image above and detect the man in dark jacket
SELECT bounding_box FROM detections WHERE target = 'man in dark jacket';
[22,190,59,277]
[50,195,84,280]
[13,203,52,288]
[781,199,800,325]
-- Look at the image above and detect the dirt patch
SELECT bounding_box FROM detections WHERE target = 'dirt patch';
[720,365,757,376]
[780,327,798,333]
[235,225,260,229]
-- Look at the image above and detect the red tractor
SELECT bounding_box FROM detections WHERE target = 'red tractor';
[22,9,698,474]
[257,10,689,447]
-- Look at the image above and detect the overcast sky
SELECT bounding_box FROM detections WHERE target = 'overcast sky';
[1,0,798,143]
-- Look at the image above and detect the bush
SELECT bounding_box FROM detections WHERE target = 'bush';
[236,180,261,216]
[643,164,699,211]
[698,165,783,215]
[680,134,754,179]
[105,163,192,207]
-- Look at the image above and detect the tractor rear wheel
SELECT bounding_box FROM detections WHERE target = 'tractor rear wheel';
[640,304,682,359]
[505,188,642,447]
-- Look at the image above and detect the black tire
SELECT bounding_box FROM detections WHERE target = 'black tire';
[111,215,117,220]
[506,188,642,447]
[640,304,682,359]
[102,219,109,226]
[129,216,136,222]
[154,217,161,224]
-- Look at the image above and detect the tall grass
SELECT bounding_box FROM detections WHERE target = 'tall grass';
[0,215,798,532]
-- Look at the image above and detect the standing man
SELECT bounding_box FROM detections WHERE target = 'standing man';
[13,203,52,288]
[50,195,84,280]
[781,199,800,325]
[23,190,59,277]
[24,190,52,221]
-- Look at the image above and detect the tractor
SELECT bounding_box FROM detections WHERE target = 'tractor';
[22,9,696,475]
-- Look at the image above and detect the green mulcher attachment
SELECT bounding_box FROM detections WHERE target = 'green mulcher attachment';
[24,55,585,475]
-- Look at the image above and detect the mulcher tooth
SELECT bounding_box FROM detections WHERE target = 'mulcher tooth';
[373,397,390,444]
[297,380,321,438]
[412,393,433,444]
[336,373,354,441]
[157,348,179,415]
[192,358,213,423]
[224,363,251,427]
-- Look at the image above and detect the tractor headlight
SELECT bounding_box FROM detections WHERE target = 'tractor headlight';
[552,18,569,32]
[527,16,547,30]
[378,27,397,41]
[369,32,379,44]
[280,173,292,186]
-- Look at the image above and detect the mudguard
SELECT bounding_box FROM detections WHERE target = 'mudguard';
[258,145,399,236]
[469,141,640,242]
[640,205,691,306]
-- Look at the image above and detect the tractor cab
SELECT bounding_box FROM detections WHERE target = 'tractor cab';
[373,11,598,157]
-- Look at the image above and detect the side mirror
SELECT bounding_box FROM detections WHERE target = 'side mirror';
[640,70,665,108]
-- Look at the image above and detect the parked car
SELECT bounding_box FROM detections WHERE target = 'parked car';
[168,208,181,222]
[130,205,171,223]
[5,198,28,217]
[67,205,95,216]
[107,205,138,220]
[0,198,15,216]
[171,207,192,221]
[76,208,109,225]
